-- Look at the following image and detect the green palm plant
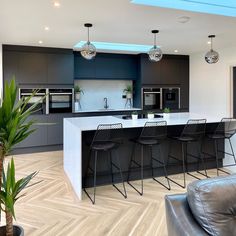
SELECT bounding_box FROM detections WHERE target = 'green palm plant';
[0,158,37,236]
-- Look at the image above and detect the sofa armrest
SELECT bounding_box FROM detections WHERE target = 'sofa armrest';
[165,194,209,236]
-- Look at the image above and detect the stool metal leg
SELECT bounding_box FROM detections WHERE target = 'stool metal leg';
[151,145,171,190]
[215,140,220,176]
[110,150,127,199]
[84,150,98,204]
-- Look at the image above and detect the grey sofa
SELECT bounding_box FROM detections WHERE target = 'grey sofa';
[165,174,236,236]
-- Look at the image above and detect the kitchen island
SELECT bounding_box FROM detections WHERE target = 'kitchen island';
[64,113,224,200]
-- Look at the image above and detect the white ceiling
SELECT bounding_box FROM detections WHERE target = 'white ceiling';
[1,0,236,54]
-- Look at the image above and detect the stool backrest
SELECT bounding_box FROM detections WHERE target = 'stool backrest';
[140,121,167,140]
[181,119,206,140]
[91,123,123,146]
[215,118,236,138]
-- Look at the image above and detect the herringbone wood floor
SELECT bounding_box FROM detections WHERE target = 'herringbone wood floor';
[1,151,222,236]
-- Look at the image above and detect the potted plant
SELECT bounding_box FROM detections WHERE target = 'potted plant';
[74,85,84,101]
[147,111,155,119]
[123,85,133,99]
[0,158,37,236]
[0,79,41,235]
[163,107,171,117]
[131,111,138,120]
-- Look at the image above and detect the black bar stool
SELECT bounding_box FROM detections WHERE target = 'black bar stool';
[83,123,127,204]
[167,119,207,188]
[127,121,171,196]
[205,118,236,176]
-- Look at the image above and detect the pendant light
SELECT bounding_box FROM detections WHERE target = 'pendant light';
[148,30,163,62]
[80,23,96,60]
[205,35,219,64]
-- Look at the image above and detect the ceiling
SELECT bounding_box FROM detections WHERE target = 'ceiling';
[1,0,236,54]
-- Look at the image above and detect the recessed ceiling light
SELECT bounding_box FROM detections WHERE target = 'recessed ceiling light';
[207,41,211,44]
[54,1,61,7]
[44,26,50,31]
[38,40,43,44]
[177,16,191,24]
[174,49,178,53]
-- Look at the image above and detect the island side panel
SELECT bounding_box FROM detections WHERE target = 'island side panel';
[63,119,82,200]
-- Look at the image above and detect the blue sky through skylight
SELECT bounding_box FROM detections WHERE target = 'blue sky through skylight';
[74,41,155,53]
[131,0,236,17]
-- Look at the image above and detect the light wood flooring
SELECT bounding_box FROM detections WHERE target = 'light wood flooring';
[0,151,224,236]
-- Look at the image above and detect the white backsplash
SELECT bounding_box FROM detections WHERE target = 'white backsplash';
[74,80,133,111]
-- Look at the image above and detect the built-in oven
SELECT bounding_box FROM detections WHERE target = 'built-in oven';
[142,88,162,110]
[19,88,47,114]
[162,87,180,109]
[48,88,74,113]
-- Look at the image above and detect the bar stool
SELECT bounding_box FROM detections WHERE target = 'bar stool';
[83,123,127,204]
[127,121,171,196]
[205,118,236,176]
[167,119,207,189]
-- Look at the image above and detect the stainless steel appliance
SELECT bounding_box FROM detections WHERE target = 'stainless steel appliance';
[142,88,162,110]
[19,88,47,114]
[142,87,180,110]
[48,88,74,113]
[162,87,180,109]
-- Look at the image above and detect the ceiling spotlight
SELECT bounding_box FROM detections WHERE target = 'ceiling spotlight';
[148,30,162,62]
[44,26,50,31]
[80,23,96,60]
[205,35,219,64]
[174,49,178,53]
[38,40,43,44]
[54,1,61,7]
[207,41,211,44]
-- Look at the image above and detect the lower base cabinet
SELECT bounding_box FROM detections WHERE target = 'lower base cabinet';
[15,113,73,148]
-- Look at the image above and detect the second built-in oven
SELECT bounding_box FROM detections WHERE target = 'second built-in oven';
[142,88,162,110]
[48,89,74,113]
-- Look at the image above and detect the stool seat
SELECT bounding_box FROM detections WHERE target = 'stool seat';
[208,133,231,139]
[91,141,118,151]
[174,136,198,142]
[136,138,160,146]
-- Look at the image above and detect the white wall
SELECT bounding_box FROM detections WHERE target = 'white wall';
[74,80,132,111]
[190,46,236,172]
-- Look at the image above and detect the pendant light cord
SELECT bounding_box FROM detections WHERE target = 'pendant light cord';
[211,37,213,50]
[154,33,157,47]
[87,27,90,43]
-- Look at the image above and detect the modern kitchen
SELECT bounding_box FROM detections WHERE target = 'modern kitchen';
[1,1,236,236]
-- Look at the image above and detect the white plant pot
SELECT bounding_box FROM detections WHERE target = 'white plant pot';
[75,93,81,101]
[132,114,138,120]
[126,93,132,99]
[148,114,154,119]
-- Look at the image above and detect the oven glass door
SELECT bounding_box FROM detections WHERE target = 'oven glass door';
[143,92,161,110]
[162,88,180,109]
[49,94,72,113]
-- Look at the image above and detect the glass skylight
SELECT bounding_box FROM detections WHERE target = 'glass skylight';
[131,0,236,17]
[74,41,155,53]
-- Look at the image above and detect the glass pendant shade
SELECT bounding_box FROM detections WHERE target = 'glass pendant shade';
[80,23,96,60]
[148,30,162,62]
[205,49,219,64]
[205,35,219,64]
[81,42,96,60]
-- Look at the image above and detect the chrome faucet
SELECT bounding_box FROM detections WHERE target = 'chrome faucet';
[104,97,109,109]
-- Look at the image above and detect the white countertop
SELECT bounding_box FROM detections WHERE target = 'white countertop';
[65,112,224,131]
[73,107,141,113]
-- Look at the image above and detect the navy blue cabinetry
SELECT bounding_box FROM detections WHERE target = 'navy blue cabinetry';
[74,53,138,80]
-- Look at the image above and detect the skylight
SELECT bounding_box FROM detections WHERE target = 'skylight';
[74,41,155,53]
[131,0,236,17]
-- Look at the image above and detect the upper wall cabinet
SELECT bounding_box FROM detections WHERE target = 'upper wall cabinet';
[47,53,74,84]
[140,54,189,85]
[74,53,138,80]
[3,45,74,85]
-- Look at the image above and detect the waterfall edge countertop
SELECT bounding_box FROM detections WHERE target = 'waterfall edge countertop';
[63,112,225,200]
[65,112,224,131]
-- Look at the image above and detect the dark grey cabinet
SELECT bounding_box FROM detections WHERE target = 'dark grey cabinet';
[47,53,74,84]
[16,115,48,148]
[18,52,48,84]
[74,53,138,80]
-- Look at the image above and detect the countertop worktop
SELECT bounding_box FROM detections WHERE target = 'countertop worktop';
[73,108,141,113]
[65,112,224,131]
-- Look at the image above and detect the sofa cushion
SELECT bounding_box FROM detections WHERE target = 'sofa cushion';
[187,174,236,236]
